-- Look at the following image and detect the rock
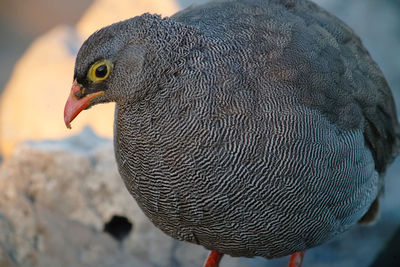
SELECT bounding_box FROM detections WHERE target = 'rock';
[1,130,398,267]
[0,0,179,157]
[0,103,398,266]
[0,128,247,267]
[0,213,19,267]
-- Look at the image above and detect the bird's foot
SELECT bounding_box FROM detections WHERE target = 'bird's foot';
[203,249,304,267]
[288,251,306,267]
[204,250,224,267]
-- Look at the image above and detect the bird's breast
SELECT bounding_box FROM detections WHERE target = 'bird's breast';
[113,99,379,258]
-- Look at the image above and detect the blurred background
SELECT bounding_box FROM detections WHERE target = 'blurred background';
[0,0,399,266]
[0,0,92,91]
[0,0,207,92]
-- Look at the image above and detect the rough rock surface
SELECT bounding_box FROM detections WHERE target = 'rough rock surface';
[0,128,249,267]
[0,128,241,267]
[1,129,399,267]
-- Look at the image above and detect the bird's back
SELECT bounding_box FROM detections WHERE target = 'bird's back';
[172,0,400,165]
[114,0,400,258]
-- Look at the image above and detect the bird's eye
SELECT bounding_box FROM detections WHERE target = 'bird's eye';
[95,64,108,78]
[87,60,113,82]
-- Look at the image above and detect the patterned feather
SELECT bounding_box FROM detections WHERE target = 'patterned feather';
[71,0,400,259]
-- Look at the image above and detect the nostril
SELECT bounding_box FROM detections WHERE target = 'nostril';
[103,215,133,242]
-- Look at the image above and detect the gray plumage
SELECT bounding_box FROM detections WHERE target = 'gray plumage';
[72,0,400,259]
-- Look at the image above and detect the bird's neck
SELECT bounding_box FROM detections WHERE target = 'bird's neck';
[133,14,203,78]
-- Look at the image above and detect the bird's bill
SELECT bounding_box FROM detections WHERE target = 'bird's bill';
[64,80,104,129]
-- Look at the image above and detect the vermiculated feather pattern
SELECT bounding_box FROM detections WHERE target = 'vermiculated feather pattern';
[115,93,379,258]
[72,0,400,259]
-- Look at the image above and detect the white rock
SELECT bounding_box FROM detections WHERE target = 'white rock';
[0,129,176,266]
[0,128,249,267]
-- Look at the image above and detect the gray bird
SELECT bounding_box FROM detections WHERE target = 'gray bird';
[64,0,400,266]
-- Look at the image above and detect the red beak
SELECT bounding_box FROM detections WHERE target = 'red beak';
[64,80,104,129]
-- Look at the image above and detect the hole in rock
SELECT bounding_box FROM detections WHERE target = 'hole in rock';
[103,215,133,242]
[25,193,36,203]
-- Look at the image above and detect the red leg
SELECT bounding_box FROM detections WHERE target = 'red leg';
[288,251,306,267]
[204,250,224,267]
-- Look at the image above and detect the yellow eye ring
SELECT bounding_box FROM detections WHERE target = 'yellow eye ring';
[87,60,113,82]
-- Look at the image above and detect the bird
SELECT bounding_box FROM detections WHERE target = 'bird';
[64,0,400,266]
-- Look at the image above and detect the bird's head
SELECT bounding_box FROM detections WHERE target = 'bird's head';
[63,16,149,129]
[64,14,194,129]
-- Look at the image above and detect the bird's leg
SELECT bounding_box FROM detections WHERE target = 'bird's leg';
[288,251,306,267]
[204,250,224,267]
